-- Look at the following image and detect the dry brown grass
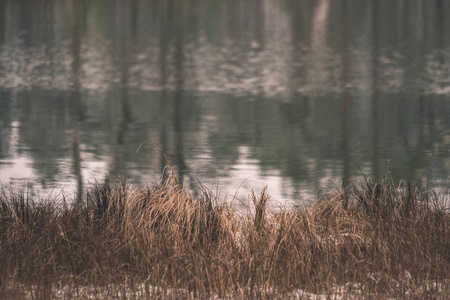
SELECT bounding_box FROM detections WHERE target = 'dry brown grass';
[0,172,449,299]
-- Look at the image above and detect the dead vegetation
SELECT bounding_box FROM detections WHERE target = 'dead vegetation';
[0,171,449,299]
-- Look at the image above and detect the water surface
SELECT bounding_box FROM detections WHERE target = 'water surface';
[1,0,450,207]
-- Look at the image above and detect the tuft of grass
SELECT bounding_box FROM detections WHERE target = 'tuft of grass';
[0,172,449,299]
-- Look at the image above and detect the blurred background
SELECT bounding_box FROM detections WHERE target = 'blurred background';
[0,0,449,207]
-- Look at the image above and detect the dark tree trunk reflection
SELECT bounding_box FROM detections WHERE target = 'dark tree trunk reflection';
[173,2,187,184]
[110,0,132,177]
[158,0,171,179]
[340,0,350,193]
[371,0,380,179]
[67,0,83,203]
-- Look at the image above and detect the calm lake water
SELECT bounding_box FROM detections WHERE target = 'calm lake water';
[1,0,449,207]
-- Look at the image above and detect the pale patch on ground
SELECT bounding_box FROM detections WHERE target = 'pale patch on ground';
[4,280,447,300]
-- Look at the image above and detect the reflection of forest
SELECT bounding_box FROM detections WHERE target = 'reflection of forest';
[2,1,450,95]
[0,0,450,202]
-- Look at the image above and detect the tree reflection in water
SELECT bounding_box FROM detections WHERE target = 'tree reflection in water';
[0,0,449,206]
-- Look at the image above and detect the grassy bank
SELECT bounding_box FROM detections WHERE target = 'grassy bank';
[0,171,449,299]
